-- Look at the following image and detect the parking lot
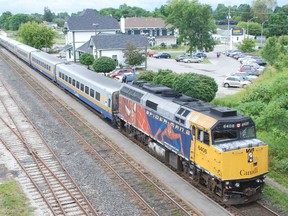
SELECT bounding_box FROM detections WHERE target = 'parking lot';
[146,45,243,98]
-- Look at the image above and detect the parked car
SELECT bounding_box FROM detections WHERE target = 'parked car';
[228,72,258,82]
[153,52,171,59]
[182,56,202,63]
[175,55,189,62]
[107,68,134,77]
[242,69,260,76]
[240,64,264,73]
[223,76,251,88]
[115,73,137,84]
[193,52,207,58]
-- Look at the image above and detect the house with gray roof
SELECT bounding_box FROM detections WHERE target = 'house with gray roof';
[120,17,177,47]
[77,33,149,68]
[63,8,120,62]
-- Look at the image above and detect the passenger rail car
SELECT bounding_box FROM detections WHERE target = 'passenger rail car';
[31,51,65,81]
[15,44,38,64]
[55,63,121,120]
[0,35,268,205]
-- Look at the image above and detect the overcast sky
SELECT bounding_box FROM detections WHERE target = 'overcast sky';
[0,0,286,15]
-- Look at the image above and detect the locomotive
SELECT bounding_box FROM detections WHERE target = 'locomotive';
[0,35,268,205]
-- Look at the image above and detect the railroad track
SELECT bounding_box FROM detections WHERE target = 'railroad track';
[0,79,97,216]
[232,201,281,216]
[0,49,199,215]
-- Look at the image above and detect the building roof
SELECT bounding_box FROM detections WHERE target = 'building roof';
[66,9,120,31]
[90,33,149,50]
[124,17,171,29]
[76,40,93,54]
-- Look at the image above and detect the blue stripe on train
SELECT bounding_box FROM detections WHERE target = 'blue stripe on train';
[57,81,113,120]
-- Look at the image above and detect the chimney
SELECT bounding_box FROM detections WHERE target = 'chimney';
[120,16,125,33]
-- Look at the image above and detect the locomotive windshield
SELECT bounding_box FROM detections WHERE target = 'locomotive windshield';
[212,121,256,144]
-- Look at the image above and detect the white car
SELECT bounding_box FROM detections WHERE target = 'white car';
[223,76,251,88]
[182,56,202,63]
[228,72,258,82]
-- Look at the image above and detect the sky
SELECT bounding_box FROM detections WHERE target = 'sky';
[0,0,286,15]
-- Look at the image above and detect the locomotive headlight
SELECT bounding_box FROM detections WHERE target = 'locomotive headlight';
[235,183,240,188]
[256,179,262,183]
[225,181,230,185]
[248,152,253,162]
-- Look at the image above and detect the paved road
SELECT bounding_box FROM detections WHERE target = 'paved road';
[146,45,242,98]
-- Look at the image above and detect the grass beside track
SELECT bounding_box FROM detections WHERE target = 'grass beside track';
[0,180,33,216]
[263,185,288,214]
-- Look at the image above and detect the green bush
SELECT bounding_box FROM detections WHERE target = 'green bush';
[137,71,156,82]
[92,56,116,74]
[236,101,267,120]
[152,69,177,88]
[241,85,272,104]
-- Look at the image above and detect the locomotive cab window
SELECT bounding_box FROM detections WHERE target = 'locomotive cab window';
[198,129,210,145]
[213,131,237,144]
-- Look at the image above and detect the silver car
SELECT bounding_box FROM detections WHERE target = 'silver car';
[223,76,251,88]
[182,56,202,63]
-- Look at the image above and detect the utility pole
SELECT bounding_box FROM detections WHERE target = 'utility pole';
[227,8,231,50]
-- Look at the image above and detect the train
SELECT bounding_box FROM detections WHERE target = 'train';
[0,34,268,205]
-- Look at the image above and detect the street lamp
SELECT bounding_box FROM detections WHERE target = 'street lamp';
[92,23,99,58]
[246,17,257,38]
[92,23,99,35]
[261,20,268,46]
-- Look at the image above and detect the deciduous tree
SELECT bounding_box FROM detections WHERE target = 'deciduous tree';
[79,53,95,69]
[18,21,56,49]
[165,0,217,54]
[123,44,146,67]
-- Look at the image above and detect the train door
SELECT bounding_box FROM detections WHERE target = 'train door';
[194,127,211,171]
[190,125,196,162]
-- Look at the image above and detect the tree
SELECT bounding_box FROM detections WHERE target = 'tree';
[43,7,54,22]
[236,4,252,21]
[92,56,116,74]
[79,53,95,69]
[261,36,282,65]
[172,73,218,102]
[213,4,228,21]
[18,21,56,49]
[267,12,288,37]
[166,0,216,53]
[252,0,276,22]
[123,44,146,67]
[0,11,12,30]
[9,14,31,30]
[238,38,256,53]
